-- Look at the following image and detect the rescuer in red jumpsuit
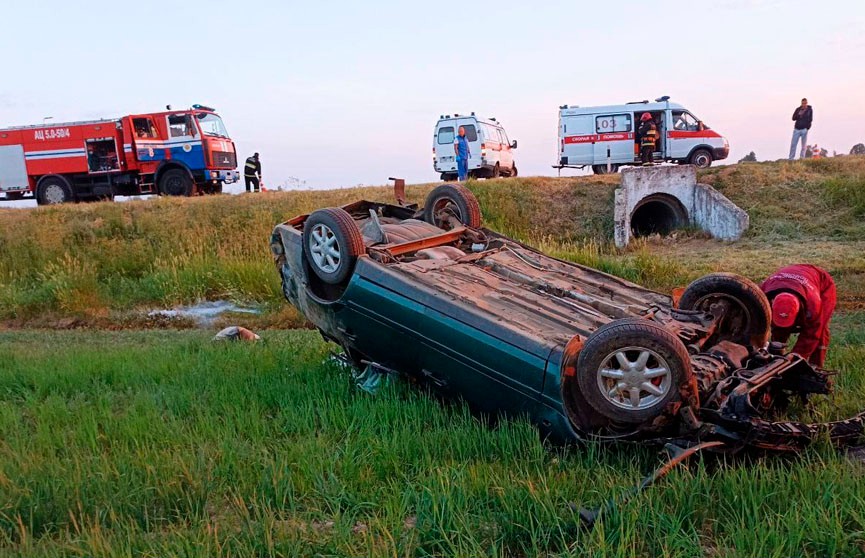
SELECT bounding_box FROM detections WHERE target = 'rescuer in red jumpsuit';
[761,264,837,368]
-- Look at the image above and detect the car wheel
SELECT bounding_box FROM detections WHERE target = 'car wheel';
[423,183,482,229]
[158,168,193,196]
[36,176,74,205]
[491,164,501,179]
[511,165,518,177]
[592,164,619,175]
[689,149,713,168]
[577,318,691,424]
[302,208,365,285]
[678,272,771,347]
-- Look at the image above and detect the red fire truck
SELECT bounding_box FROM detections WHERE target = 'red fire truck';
[0,105,239,204]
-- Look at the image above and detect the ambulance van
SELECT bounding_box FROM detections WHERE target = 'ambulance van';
[555,97,729,174]
[433,113,517,180]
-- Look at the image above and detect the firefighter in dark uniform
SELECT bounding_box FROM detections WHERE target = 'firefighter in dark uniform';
[244,152,262,192]
[638,112,658,165]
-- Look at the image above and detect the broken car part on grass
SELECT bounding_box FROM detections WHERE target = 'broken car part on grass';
[270,180,865,454]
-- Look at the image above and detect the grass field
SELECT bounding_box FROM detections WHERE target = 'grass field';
[1,157,864,327]
[1,157,865,556]
[1,328,865,558]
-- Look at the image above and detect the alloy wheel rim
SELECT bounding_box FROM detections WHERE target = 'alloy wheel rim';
[596,346,672,410]
[309,224,340,273]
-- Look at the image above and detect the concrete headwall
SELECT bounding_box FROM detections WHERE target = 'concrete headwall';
[614,165,749,247]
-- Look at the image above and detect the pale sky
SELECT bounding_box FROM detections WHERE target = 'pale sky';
[1,0,863,193]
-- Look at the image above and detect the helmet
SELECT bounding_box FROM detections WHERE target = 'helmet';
[771,292,801,328]
[641,112,653,122]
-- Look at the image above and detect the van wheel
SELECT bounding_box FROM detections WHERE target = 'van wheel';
[689,149,713,168]
[491,164,501,179]
[423,184,482,229]
[36,176,74,205]
[303,208,365,285]
[592,164,619,175]
[158,168,193,196]
[510,165,518,177]
[577,318,691,424]
[678,273,771,347]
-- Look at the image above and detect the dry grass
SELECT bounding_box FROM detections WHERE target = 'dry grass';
[0,156,863,326]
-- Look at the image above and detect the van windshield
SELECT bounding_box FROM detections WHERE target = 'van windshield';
[438,127,455,144]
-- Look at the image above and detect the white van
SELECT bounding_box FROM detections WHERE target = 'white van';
[555,97,729,174]
[433,114,518,180]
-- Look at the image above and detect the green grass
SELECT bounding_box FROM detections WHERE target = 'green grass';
[1,328,865,557]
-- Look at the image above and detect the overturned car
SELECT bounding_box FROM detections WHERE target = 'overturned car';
[271,184,864,452]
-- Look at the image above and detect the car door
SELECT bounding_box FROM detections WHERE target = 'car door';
[668,110,702,159]
[592,113,635,164]
[498,127,513,170]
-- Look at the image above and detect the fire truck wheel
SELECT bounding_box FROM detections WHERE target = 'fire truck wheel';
[36,177,74,205]
[158,168,193,197]
[689,149,713,168]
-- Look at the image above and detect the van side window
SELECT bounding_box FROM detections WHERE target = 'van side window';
[672,111,701,132]
[462,124,478,142]
[438,127,455,144]
[482,124,498,143]
[595,114,632,133]
[498,128,509,145]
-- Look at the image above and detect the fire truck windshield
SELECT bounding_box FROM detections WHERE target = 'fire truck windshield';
[196,113,229,137]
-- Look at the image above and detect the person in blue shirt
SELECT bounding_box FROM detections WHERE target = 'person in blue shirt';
[453,126,471,181]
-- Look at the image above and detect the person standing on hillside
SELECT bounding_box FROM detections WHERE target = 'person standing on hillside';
[761,263,836,367]
[244,153,262,193]
[454,126,471,181]
[637,113,658,165]
[789,98,813,160]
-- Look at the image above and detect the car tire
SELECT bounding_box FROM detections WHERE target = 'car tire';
[440,173,458,182]
[577,318,691,424]
[36,176,74,205]
[491,164,500,179]
[303,207,365,285]
[678,272,771,347]
[689,149,713,168]
[158,168,193,196]
[592,164,619,175]
[510,165,518,177]
[423,183,482,229]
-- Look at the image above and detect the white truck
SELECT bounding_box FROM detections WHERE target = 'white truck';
[433,113,517,180]
[555,97,729,174]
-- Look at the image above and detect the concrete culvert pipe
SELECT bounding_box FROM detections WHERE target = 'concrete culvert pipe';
[629,193,689,237]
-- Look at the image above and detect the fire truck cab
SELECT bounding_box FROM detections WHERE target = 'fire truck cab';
[555,97,729,174]
[0,105,239,204]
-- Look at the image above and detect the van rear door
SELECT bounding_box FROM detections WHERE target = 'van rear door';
[455,118,481,171]
[560,114,593,166]
[434,123,457,174]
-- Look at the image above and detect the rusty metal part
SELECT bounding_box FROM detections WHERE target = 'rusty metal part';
[389,177,406,206]
[369,226,467,258]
